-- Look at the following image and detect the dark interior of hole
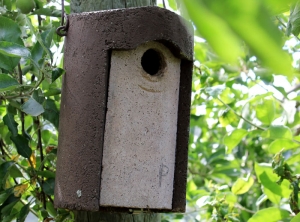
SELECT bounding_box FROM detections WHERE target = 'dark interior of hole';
[141,49,162,75]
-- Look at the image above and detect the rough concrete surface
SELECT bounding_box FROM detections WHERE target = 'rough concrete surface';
[100,42,180,209]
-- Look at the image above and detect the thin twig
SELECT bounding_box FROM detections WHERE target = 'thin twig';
[286,84,300,95]
[235,203,256,214]
[20,195,39,218]
[18,63,25,135]
[162,0,166,8]
[35,117,46,210]
[1,66,45,101]
[0,139,7,157]
[217,98,266,131]
[276,16,300,41]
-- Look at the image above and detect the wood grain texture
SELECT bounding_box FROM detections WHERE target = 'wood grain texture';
[70,0,160,221]
[71,0,156,13]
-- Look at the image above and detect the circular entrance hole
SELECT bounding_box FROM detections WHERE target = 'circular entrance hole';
[141,49,163,75]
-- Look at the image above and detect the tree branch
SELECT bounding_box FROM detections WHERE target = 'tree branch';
[217,98,266,131]
[18,63,26,135]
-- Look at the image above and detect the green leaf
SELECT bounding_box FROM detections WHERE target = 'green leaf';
[42,178,55,195]
[263,125,293,140]
[201,0,292,76]
[268,139,299,154]
[52,67,64,83]
[0,54,20,71]
[168,0,177,10]
[1,199,19,214]
[232,176,254,195]
[254,162,279,183]
[218,87,235,104]
[287,2,300,36]
[0,41,31,58]
[0,193,19,213]
[0,16,21,42]
[21,98,44,116]
[31,41,44,67]
[0,17,23,71]
[44,88,61,97]
[0,162,14,186]
[3,0,12,11]
[248,92,274,103]
[224,129,248,153]
[291,213,300,222]
[255,99,275,125]
[254,163,289,203]
[17,204,29,222]
[25,17,52,62]
[264,0,296,14]
[32,89,45,104]
[219,109,239,127]
[0,74,20,92]
[36,170,55,178]
[3,212,18,222]
[3,113,18,137]
[183,0,242,63]
[31,8,61,17]
[10,135,32,158]
[46,201,57,217]
[0,188,13,205]
[205,85,226,98]
[9,164,23,179]
[259,172,282,196]
[263,188,281,204]
[43,99,59,128]
[287,152,300,165]
[248,207,290,222]
[194,42,206,62]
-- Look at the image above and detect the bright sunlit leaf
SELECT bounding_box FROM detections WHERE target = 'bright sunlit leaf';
[268,139,299,153]
[232,176,254,195]
[13,184,28,197]
[183,0,242,63]
[262,125,293,140]
[248,207,290,222]
[255,99,275,125]
[291,212,300,222]
[29,153,36,168]
[224,129,248,153]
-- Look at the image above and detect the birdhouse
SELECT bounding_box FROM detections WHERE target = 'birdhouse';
[54,6,193,213]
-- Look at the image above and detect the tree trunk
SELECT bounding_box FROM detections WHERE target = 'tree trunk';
[70,0,160,221]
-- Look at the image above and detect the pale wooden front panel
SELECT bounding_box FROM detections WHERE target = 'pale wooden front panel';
[100,41,181,209]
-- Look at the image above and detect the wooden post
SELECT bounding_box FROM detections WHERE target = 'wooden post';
[70,0,156,13]
[69,0,160,221]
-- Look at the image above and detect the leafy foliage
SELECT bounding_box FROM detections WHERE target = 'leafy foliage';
[163,0,300,221]
[1,0,300,221]
[0,0,69,221]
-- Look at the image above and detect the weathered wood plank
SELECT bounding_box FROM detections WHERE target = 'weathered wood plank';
[71,0,156,13]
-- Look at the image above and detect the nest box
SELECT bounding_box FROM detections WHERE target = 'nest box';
[54,6,194,212]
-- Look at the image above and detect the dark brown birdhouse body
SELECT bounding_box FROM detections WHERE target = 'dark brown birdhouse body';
[54,6,193,212]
